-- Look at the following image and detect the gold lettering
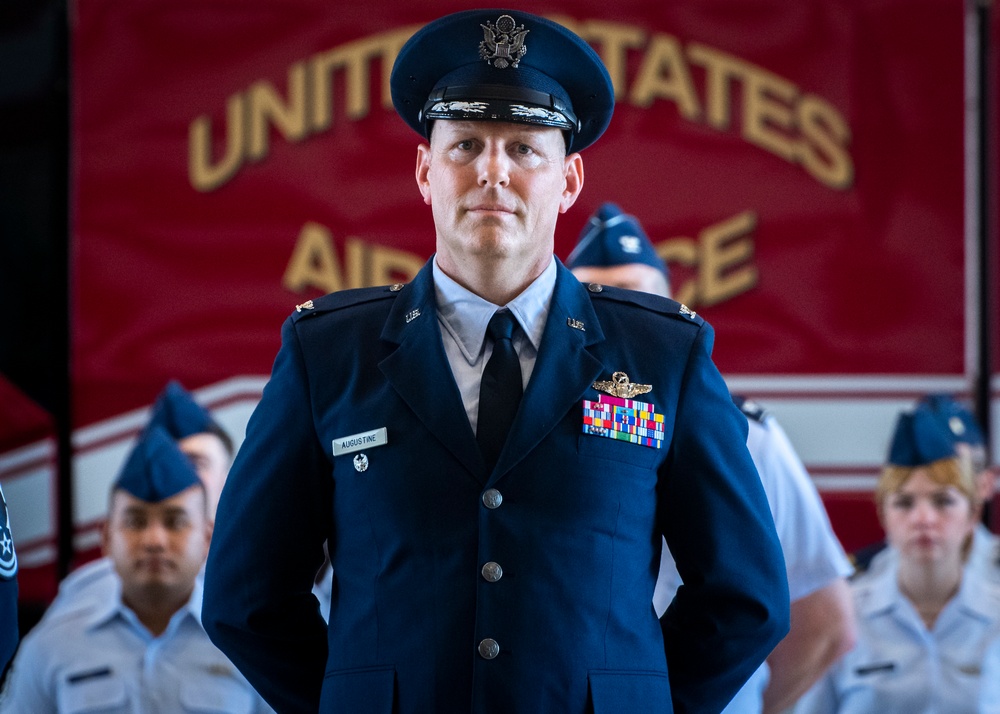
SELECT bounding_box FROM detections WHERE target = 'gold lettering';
[630,34,700,120]
[575,21,647,98]
[310,28,418,131]
[248,62,309,161]
[344,238,367,289]
[686,43,746,131]
[699,211,758,306]
[188,93,246,192]
[742,67,799,162]
[367,243,424,285]
[657,238,699,306]
[797,94,854,189]
[282,222,344,294]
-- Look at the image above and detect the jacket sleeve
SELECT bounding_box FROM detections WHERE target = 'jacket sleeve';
[659,322,790,713]
[202,316,333,714]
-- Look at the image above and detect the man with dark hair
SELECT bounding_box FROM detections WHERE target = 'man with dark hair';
[42,381,234,621]
[0,427,271,712]
[203,10,789,713]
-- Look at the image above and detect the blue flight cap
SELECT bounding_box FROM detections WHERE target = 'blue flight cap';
[566,202,668,276]
[390,9,614,152]
[887,410,957,467]
[916,393,985,447]
[113,426,201,502]
[146,380,219,441]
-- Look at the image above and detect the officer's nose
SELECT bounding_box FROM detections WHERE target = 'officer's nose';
[477,144,510,188]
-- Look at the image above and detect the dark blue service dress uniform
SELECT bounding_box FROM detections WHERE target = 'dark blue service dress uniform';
[203,260,789,714]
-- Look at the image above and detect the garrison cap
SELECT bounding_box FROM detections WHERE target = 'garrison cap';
[390,9,614,151]
[113,426,201,502]
[566,202,668,276]
[916,393,985,447]
[887,410,957,468]
[146,380,219,441]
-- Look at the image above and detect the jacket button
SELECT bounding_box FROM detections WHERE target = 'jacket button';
[482,489,503,509]
[587,283,603,293]
[481,562,503,582]
[478,638,500,660]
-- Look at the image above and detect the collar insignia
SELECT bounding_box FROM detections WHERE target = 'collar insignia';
[593,371,652,399]
[480,14,528,69]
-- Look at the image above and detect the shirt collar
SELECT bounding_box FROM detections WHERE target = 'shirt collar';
[84,575,204,633]
[855,557,1000,625]
[433,256,557,364]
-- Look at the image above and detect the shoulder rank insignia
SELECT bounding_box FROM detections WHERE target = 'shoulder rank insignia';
[593,371,652,399]
[679,304,697,320]
[295,300,314,312]
[480,14,528,69]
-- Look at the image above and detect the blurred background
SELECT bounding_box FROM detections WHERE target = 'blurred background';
[1,0,997,629]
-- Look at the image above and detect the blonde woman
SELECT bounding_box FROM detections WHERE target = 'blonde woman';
[795,409,1000,714]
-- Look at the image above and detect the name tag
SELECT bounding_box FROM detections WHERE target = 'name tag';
[333,427,388,456]
[855,662,895,676]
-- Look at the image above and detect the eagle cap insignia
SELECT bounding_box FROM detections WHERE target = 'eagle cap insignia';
[593,371,653,399]
[480,14,528,69]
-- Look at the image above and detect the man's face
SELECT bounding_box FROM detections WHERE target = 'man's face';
[103,485,212,606]
[416,121,583,277]
[177,432,230,519]
[571,263,670,298]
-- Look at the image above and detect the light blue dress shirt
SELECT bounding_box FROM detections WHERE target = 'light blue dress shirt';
[432,255,556,434]
[0,576,273,713]
[794,559,1000,714]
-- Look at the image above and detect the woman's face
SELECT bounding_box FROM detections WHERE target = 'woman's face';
[882,468,976,566]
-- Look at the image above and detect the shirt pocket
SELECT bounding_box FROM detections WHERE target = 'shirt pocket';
[57,669,127,714]
[178,672,256,714]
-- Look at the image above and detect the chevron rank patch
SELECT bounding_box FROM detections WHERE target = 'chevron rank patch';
[582,395,664,448]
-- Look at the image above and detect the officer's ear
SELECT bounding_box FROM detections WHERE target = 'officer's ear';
[559,153,584,214]
[416,143,433,206]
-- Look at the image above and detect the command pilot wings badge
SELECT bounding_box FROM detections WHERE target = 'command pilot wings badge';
[480,14,528,69]
[592,371,652,399]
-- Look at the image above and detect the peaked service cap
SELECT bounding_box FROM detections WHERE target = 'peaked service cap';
[391,9,614,152]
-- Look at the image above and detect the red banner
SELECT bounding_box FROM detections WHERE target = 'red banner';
[46,0,976,564]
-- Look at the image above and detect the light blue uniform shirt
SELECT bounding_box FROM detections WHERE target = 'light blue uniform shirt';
[980,634,1000,714]
[432,255,556,433]
[0,576,273,713]
[794,560,1000,714]
[866,523,1000,586]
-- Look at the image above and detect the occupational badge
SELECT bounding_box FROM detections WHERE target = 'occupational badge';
[592,371,652,399]
[354,454,369,473]
[480,14,528,69]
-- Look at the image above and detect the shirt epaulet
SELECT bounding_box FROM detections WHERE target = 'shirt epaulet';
[583,283,705,327]
[732,395,768,423]
[290,283,405,322]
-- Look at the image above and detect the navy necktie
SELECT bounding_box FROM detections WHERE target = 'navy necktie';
[477,310,523,469]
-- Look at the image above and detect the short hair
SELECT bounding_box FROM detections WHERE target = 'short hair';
[204,422,235,458]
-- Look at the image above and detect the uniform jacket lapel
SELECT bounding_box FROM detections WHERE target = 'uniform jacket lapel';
[492,263,605,479]
[379,261,488,481]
